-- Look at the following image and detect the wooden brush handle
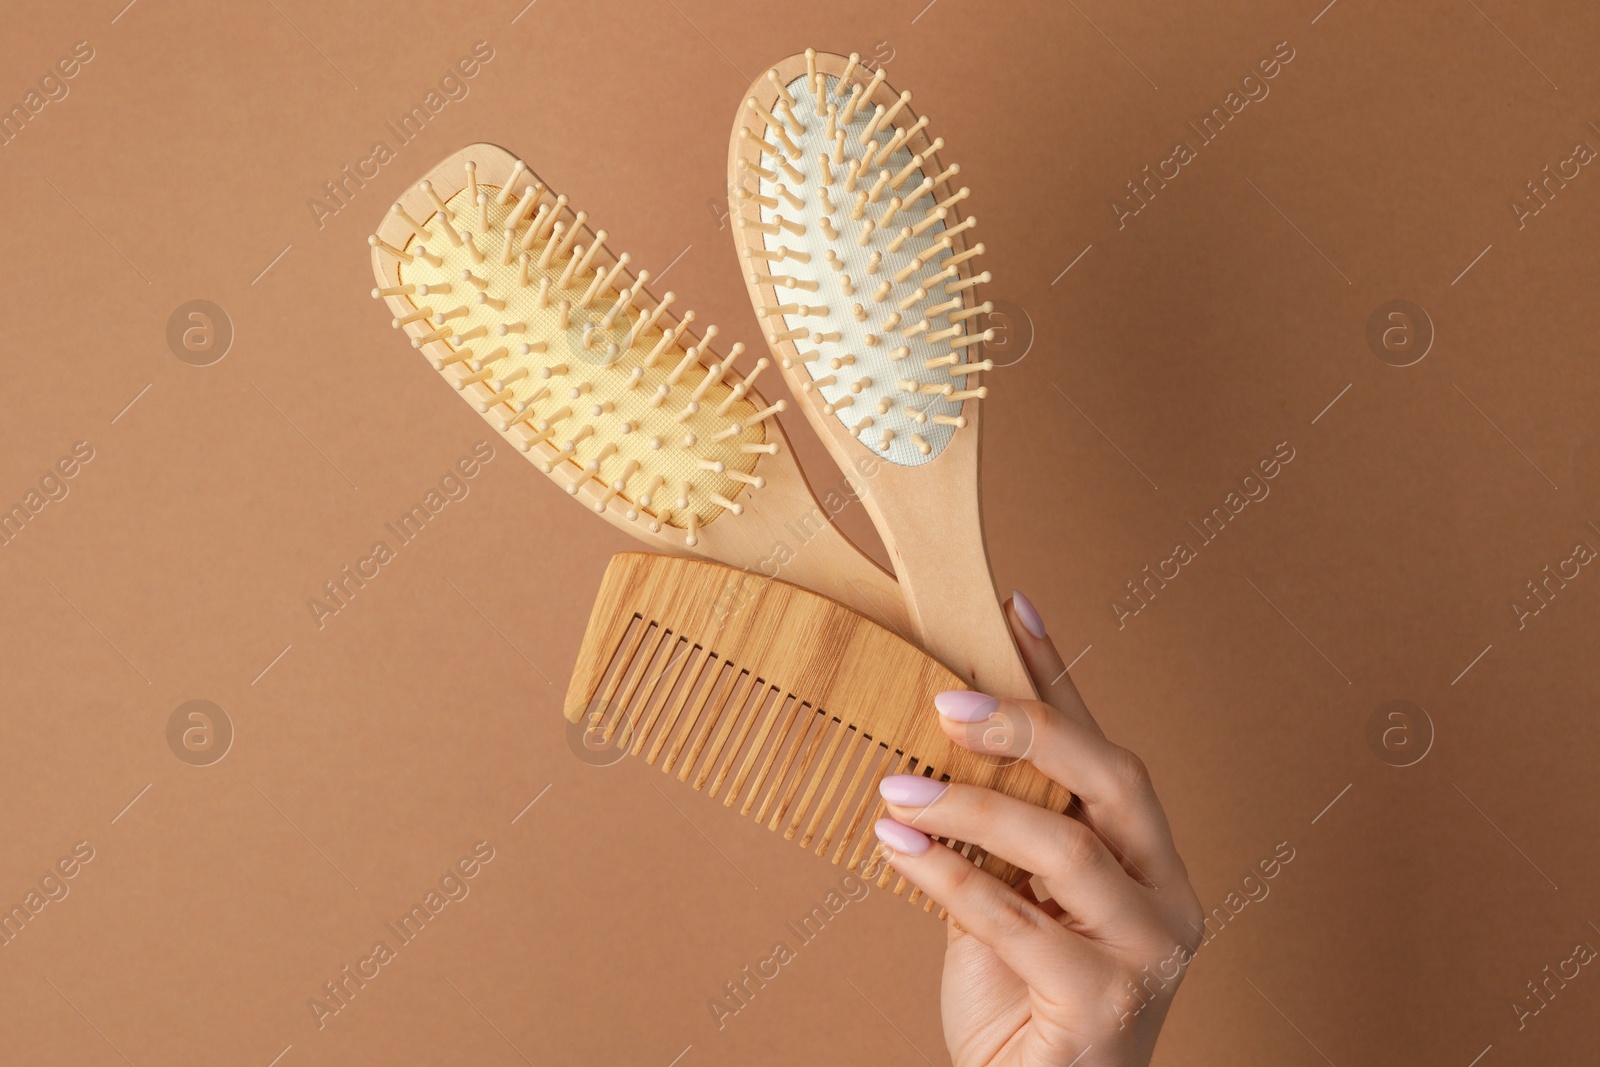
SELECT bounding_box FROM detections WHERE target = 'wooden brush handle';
[861,450,1038,701]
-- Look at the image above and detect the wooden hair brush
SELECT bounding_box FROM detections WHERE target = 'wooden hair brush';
[730,52,1033,699]
[368,142,907,633]
[568,551,1073,908]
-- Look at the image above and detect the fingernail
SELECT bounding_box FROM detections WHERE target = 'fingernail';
[879,774,949,807]
[874,818,931,856]
[1012,590,1047,639]
[934,690,998,722]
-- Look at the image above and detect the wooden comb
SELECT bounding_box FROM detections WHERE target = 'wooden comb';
[368,142,908,634]
[567,551,1074,908]
[731,51,1032,699]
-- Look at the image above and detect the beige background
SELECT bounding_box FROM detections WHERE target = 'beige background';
[3,0,1598,1064]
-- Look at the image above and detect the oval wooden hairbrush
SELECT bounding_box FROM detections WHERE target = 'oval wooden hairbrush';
[368,142,907,633]
[729,52,1032,699]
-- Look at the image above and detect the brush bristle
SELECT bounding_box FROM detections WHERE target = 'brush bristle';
[372,160,783,540]
[737,59,991,467]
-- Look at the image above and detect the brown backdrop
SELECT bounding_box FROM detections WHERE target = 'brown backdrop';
[2,1,1597,1064]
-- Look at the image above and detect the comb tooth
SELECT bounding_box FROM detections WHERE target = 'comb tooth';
[574,231,607,279]
[691,671,760,789]
[592,618,657,725]
[766,68,795,109]
[605,623,670,740]
[740,696,806,817]
[816,733,879,858]
[723,691,789,805]
[464,160,478,202]
[518,204,550,251]
[937,186,971,214]
[879,89,912,131]
[950,333,995,353]
[890,155,926,191]
[432,213,466,255]
[390,203,431,241]
[554,211,587,260]
[742,127,784,162]
[931,164,961,191]
[764,710,832,831]
[738,181,780,208]
[858,103,887,145]
[755,702,827,827]
[627,637,695,755]
[495,160,527,204]
[799,725,862,850]
[505,184,539,230]
[557,248,584,290]
[537,225,564,270]
[836,51,861,92]
[594,253,631,301]
[784,716,850,840]
[644,646,714,764]
[681,671,755,790]
[661,658,733,776]
[461,231,484,264]
[910,208,947,239]
[535,194,568,243]
[631,293,676,346]
[844,747,910,871]
[579,270,608,310]
[703,681,769,795]
[369,235,414,263]
[476,192,491,233]
[839,80,866,125]
[772,120,802,158]
[419,180,451,218]
[946,270,991,296]
[747,95,784,131]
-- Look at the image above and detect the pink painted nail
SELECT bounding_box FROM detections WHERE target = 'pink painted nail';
[879,774,949,807]
[1012,589,1047,639]
[874,818,931,856]
[934,690,998,722]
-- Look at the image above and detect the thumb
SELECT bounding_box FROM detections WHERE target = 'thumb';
[1004,590,1102,736]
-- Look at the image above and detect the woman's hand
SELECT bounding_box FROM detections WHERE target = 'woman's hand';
[872,592,1203,1067]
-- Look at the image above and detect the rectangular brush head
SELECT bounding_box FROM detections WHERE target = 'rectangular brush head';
[567,552,1074,909]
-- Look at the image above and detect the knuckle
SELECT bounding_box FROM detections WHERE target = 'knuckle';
[1050,818,1105,877]
[989,883,1046,941]
[1109,746,1153,800]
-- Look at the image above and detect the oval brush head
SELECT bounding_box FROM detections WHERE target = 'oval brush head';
[370,147,783,547]
[733,49,992,467]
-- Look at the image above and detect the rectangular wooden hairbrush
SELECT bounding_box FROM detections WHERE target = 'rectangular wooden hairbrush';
[568,551,1074,908]
[730,51,1035,700]
[367,142,908,634]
